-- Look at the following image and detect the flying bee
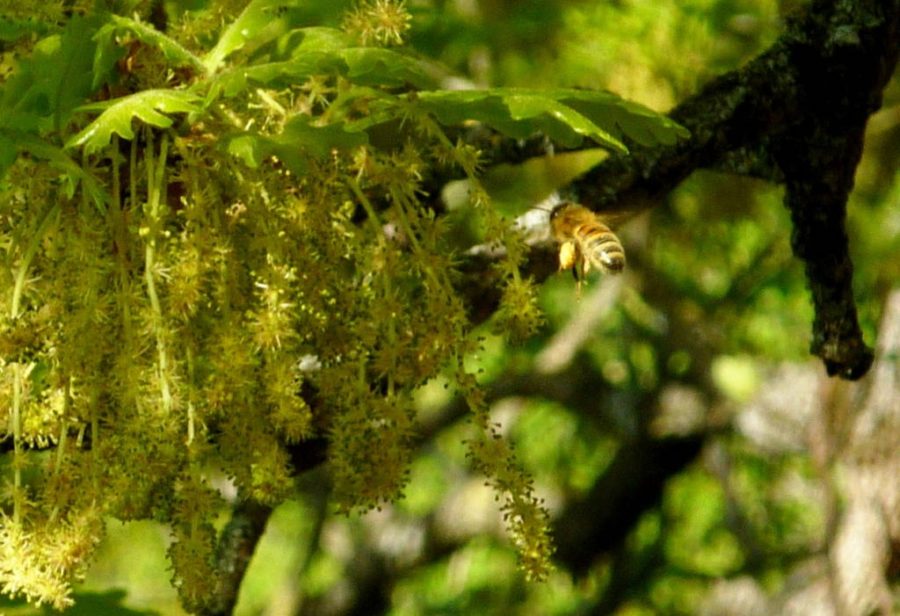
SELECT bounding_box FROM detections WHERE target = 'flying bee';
[549,202,625,280]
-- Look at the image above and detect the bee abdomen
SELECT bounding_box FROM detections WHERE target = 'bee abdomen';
[580,227,625,273]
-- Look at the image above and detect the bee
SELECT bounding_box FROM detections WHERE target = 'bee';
[549,202,625,280]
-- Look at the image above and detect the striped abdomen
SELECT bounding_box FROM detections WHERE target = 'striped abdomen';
[574,222,625,273]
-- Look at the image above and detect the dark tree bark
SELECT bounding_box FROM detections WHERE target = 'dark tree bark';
[200,501,273,616]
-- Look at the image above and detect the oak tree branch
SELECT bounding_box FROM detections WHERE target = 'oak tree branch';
[457,0,900,380]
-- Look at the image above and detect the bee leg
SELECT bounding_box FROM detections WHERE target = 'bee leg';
[559,241,578,272]
[574,258,588,298]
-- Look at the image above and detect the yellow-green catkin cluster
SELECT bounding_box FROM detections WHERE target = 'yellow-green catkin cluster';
[456,367,555,581]
[342,0,412,47]
[0,0,551,607]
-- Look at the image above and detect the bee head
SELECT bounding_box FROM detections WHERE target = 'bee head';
[549,201,575,221]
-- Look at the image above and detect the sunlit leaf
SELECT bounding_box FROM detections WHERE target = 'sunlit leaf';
[416,88,689,152]
[560,91,690,146]
[210,52,345,99]
[203,0,296,74]
[208,26,350,98]
[208,42,433,99]
[66,90,202,154]
[506,94,624,150]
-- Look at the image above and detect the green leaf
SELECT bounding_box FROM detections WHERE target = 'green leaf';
[341,48,436,89]
[203,0,297,74]
[559,90,690,147]
[93,15,206,84]
[272,26,350,59]
[210,52,345,99]
[66,89,202,154]
[223,116,368,174]
[225,133,271,170]
[208,36,433,99]
[0,15,103,134]
[415,88,689,152]
[92,23,127,90]
[505,94,624,151]
[208,26,349,98]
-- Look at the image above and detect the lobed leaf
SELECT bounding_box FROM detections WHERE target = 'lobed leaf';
[210,52,345,99]
[66,90,202,154]
[209,43,433,99]
[504,94,624,151]
[559,90,690,146]
[203,0,298,74]
[416,88,690,152]
[208,26,349,98]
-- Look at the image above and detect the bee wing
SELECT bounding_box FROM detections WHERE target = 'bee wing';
[592,209,633,228]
